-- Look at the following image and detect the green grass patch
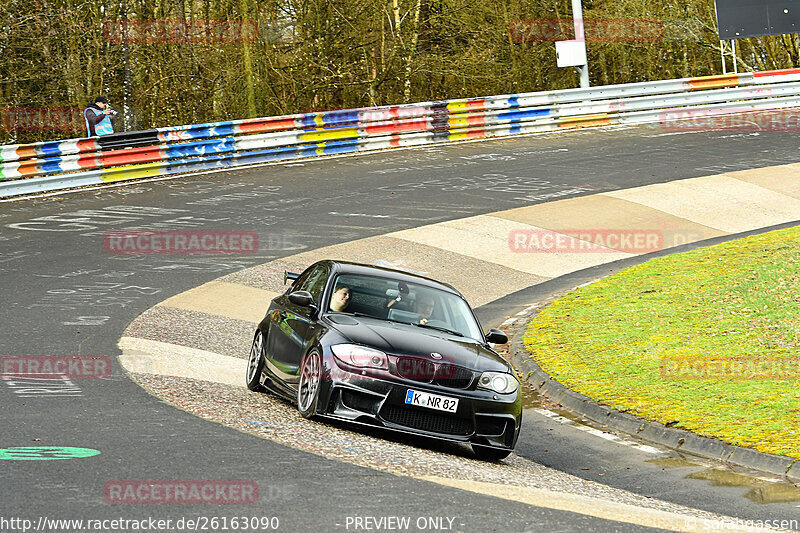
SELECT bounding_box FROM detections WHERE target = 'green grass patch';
[523,225,800,458]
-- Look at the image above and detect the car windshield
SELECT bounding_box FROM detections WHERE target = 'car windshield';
[328,273,484,341]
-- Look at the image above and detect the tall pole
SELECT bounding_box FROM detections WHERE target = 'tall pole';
[571,0,590,88]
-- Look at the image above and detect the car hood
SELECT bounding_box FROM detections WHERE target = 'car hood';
[325,315,510,372]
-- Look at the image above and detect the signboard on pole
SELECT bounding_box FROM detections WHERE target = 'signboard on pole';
[716,0,800,40]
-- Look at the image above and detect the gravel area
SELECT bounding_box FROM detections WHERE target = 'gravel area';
[124,306,254,360]
[129,372,730,522]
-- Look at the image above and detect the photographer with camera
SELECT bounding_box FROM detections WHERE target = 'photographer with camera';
[83,95,117,137]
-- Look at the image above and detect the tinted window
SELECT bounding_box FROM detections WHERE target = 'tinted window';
[328,273,483,341]
[299,265,328,302]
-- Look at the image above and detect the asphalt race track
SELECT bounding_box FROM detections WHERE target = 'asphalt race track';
[2,124,800,532]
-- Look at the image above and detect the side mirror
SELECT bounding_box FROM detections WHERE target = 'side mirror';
[288,290,315,308]
[485,328,508,345]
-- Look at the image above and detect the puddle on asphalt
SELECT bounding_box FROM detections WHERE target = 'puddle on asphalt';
[520,385,543,410]
[688,468,800,504]
[646,456,702,469]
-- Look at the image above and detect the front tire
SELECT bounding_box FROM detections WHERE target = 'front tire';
[246,330,266,392]
[471,444,512,462]
[297,348,322,418]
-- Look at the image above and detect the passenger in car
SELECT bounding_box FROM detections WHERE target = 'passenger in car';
[330,286,351,312]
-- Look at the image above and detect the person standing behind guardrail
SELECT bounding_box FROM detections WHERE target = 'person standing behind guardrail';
[84,95,117,137]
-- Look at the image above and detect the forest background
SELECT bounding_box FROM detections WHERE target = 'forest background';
[3,0,800,143]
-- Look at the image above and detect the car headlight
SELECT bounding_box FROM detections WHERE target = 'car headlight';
[331,344,388,370]
[477,371,518,394]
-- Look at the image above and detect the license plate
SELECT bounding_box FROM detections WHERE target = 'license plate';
[404,389,458,413]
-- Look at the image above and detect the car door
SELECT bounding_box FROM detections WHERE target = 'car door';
[265,264,329,385]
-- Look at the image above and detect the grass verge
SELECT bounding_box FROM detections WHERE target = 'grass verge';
[523,225,800,458]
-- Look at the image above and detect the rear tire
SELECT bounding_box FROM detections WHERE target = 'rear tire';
[246,330,266,392]
[471,444,512,462]
[297,348,322,418]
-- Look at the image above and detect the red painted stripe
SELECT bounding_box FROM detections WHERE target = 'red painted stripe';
[465,100,486,111]
[77,154,100,169]
[77,139,100,152]
[100,147,163,167]
[364,119,429,135]
[754,68,800,78]
[238,118,296,134]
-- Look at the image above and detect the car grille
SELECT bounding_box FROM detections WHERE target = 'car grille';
[434,364,473,389]
[380,405,473,436]
[394,356,474,389]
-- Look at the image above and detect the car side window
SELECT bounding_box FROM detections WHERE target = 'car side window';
[299,266,328,303]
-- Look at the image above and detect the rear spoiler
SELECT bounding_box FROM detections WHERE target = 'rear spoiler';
[284,271,300,285]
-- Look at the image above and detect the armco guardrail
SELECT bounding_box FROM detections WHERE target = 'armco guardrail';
[3,68,800,198]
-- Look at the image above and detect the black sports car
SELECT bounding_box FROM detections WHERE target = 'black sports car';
[245,260,522,460]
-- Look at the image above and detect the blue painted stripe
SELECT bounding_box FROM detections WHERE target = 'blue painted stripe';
[164,138,236,159]
[299,114,319,128]
[322,110,360,126]
[497,108,551,121]
[40,160,65,174]
[38,141,64,158]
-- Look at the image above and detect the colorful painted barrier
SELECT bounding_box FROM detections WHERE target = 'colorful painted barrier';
[3,68,800,197]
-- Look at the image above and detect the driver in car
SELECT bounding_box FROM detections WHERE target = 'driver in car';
[330,286,351,312]
[414,294,435,324]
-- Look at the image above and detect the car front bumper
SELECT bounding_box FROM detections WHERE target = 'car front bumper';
[317,358,522,450]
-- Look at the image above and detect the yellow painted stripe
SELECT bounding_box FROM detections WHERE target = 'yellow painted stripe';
[314,114,325,127]
[100,161,164,182]
[688,74,740,90]
[300,128,358,143]
[559,113,612,128]
[446,99,468,112]
[449,117,472,128]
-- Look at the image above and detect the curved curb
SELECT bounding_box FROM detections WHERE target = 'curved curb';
[505,224,800,484]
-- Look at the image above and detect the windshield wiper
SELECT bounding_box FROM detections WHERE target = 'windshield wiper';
[415,323,463,337]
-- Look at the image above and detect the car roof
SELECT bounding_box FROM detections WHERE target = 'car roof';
[320,260,461,296]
